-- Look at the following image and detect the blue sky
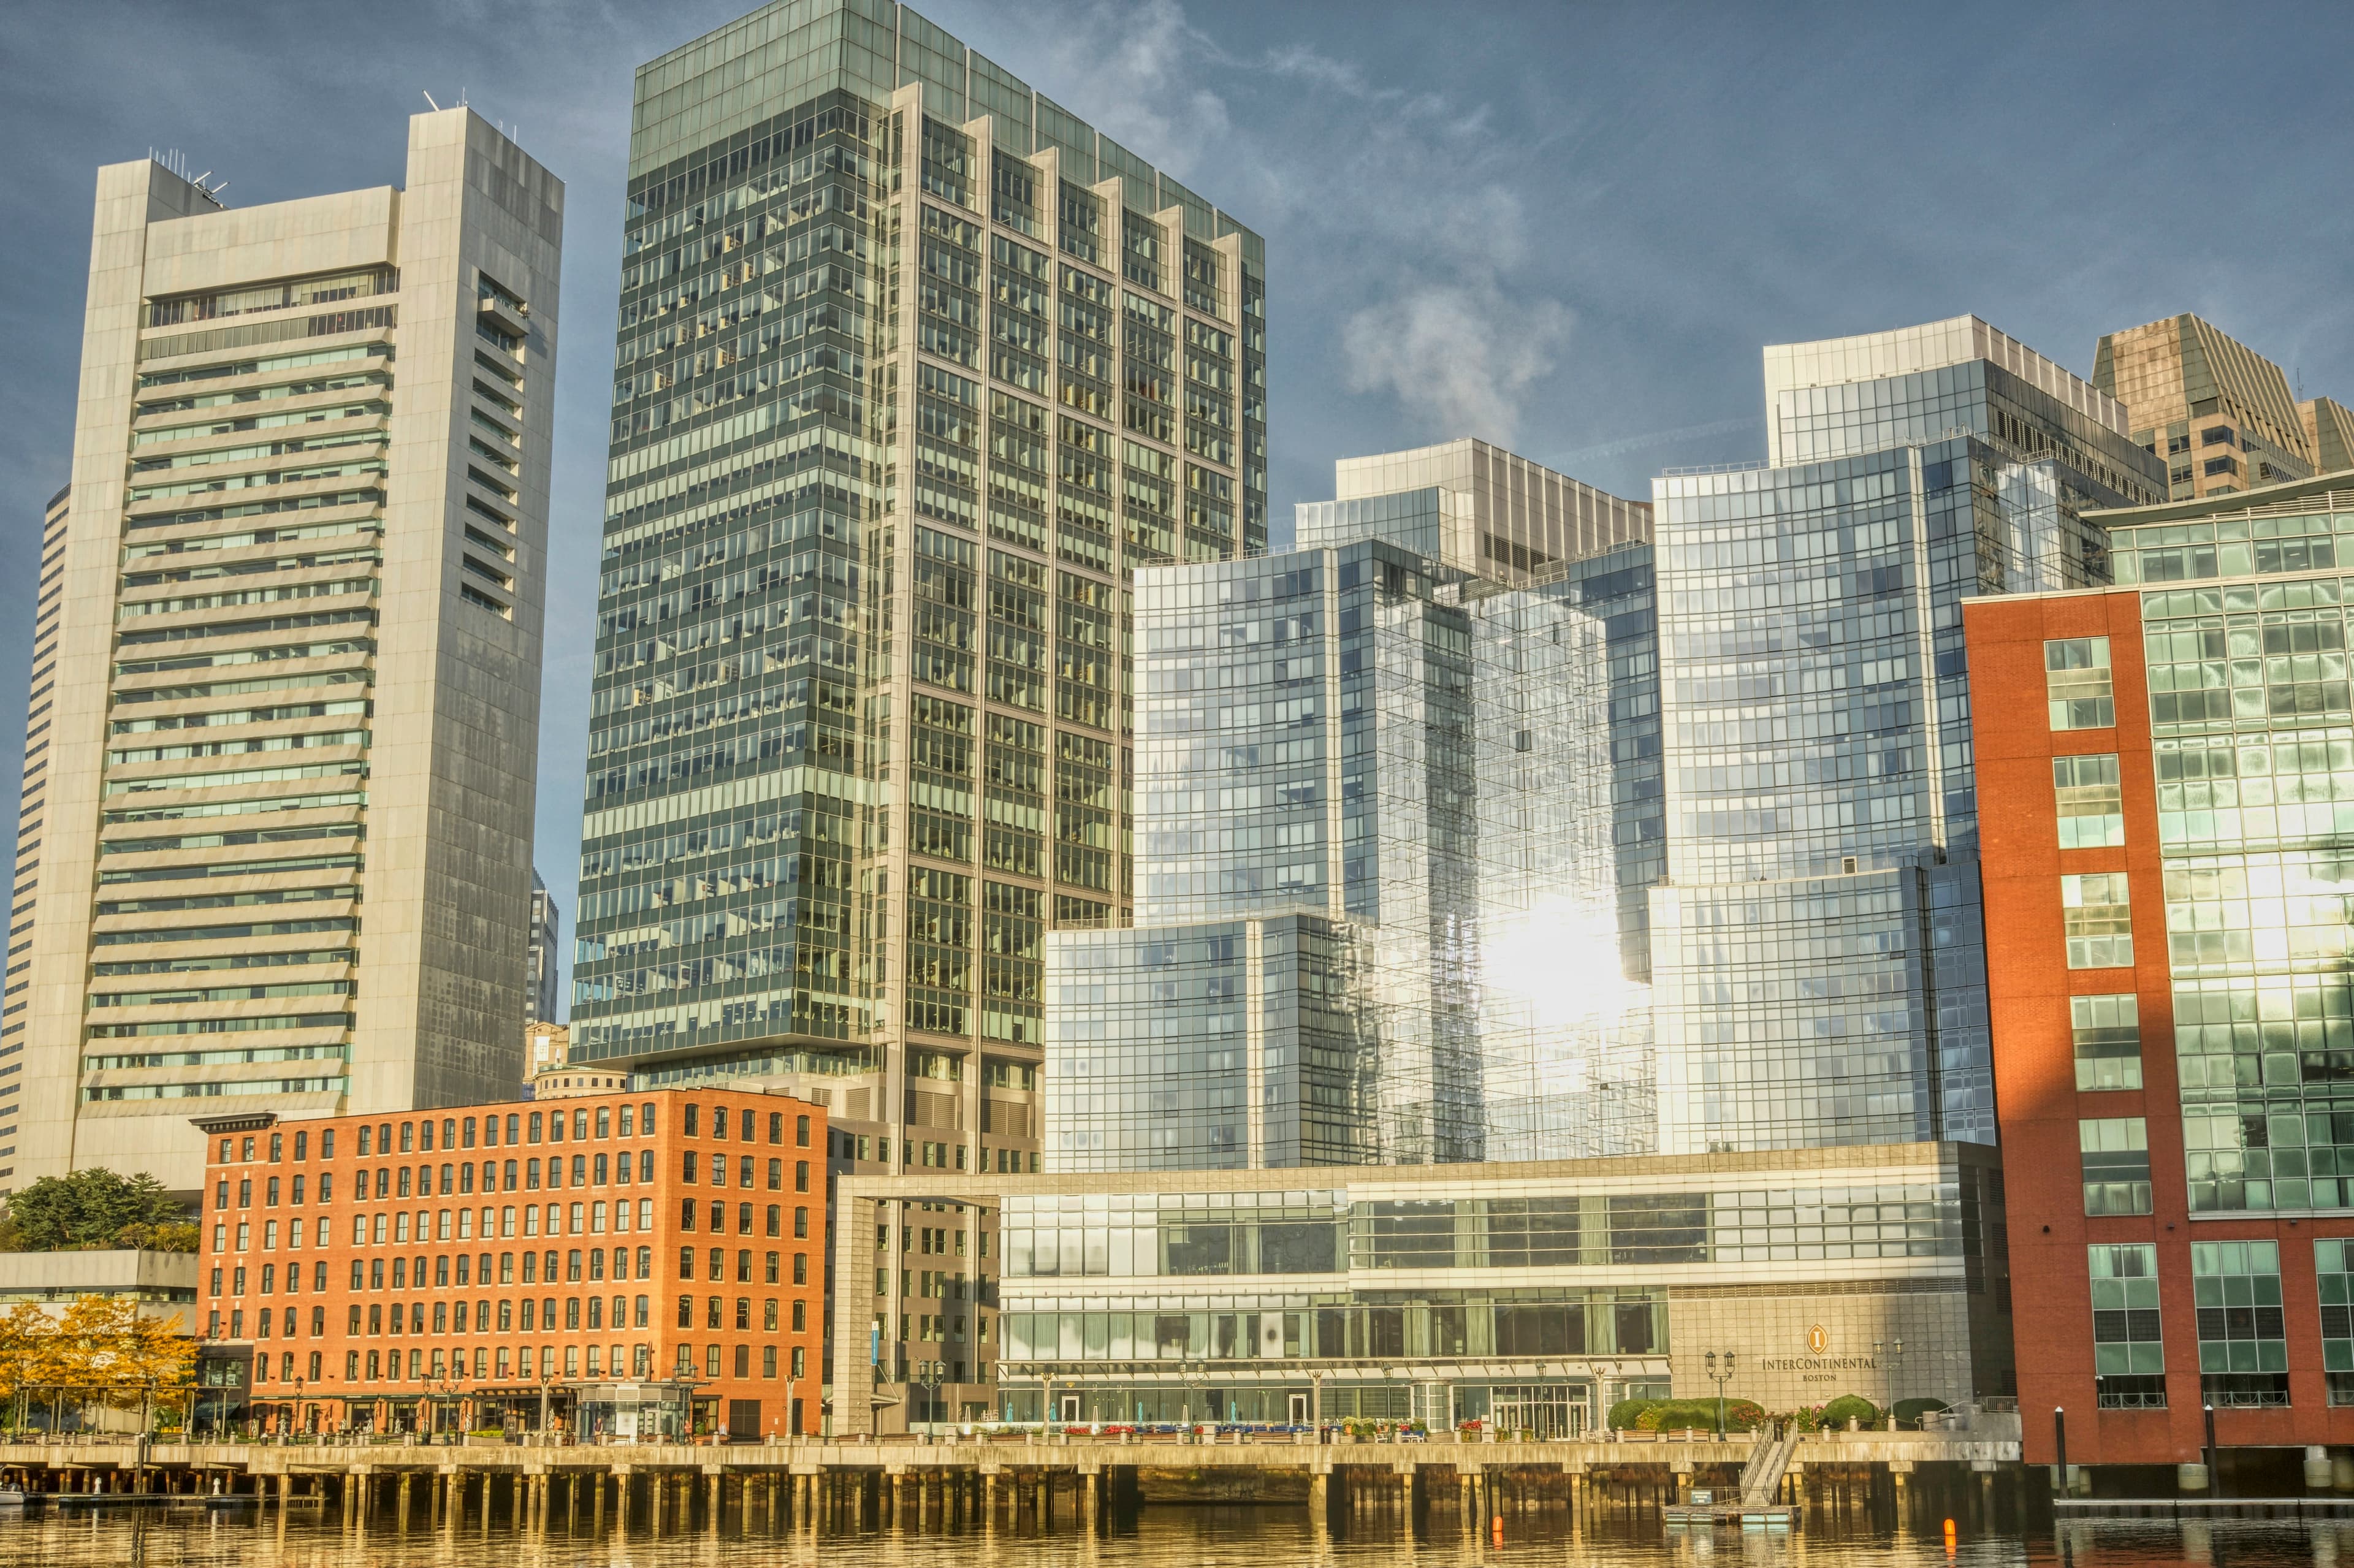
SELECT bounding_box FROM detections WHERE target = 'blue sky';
[2,0,2350,1016]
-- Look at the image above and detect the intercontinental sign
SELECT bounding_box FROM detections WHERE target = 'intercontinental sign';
[1755,1323,1878,1374]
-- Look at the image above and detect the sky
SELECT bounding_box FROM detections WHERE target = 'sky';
[2,0,2350,1020]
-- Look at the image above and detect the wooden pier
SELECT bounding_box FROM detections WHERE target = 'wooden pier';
[0,1425,2024,1536]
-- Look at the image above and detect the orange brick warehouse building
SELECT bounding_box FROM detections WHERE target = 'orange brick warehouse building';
[196,1087,826,1441]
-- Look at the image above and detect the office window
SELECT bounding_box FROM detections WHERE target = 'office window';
[2195,1241,2288,1407]
[2318,1240,2354,1406]
[2079,1117,2151,1215]
[2054,754,2125,848]
[2071,994,2143,1090]
[2062,873,2134,969]
[2089,1243,2165,1408]
[2046,637,2114,729]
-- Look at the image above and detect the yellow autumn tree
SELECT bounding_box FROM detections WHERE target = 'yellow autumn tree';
[0,1302,58,1431]
[51,1296,193,1426]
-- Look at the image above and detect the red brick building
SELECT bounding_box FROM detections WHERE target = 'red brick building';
[196,1086,826,1441]
[1968,535,2354,1483]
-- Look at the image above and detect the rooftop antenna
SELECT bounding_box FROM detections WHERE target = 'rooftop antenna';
[422,89,440,111]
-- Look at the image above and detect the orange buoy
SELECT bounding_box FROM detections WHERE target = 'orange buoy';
[1943,1517,1957,1555]
[1490,1515,1504,1545]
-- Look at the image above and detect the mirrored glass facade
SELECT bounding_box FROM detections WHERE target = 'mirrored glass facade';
[1048,443,1659,1170]
[2128,505,2354,1214]
[1651,317,2165,1154]
[1044,911,1375,1170]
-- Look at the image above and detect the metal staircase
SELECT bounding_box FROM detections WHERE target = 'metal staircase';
[1739,1427,1800,1507]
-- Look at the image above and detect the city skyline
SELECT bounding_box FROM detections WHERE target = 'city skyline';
[6,0,2354,1467]
[6,2,2353,1024]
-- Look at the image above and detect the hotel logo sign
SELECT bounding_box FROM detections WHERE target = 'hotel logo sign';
[1759,1323,1877,1374]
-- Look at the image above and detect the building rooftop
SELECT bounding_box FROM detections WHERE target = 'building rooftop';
[1763,314,2129,466]
[628,0,1261,261]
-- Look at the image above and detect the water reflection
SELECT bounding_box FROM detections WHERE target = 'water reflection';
[13,1507,2354,1568]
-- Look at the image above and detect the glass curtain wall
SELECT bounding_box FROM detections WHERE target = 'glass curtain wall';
[1053,481,1660,1168]
[1650,321,2166,1153]
[572,2,1267,1198]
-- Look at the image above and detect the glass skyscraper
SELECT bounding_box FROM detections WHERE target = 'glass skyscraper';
[569,0,1266,1208]
[1047,442,1660,1169]
[1648,317,2166,1154]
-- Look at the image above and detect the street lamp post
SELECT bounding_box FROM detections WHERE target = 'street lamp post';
[915,1360,943,1437]
[1703,1350,1736,1439]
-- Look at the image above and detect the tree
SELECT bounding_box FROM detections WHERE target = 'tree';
[0,1303,58,1431]
[0,1168,188,1252]
[49,1296,193,1434]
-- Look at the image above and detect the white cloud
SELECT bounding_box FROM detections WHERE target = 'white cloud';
[1340,284,1572,447]
[896,1,1588,443]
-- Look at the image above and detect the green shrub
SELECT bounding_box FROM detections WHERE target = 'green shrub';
[1667,1398,1766,1432]
[1891,1398,1949,1426]
[1607,1398,1661,1430]
[1819,1395,1880,1428]
[1637,1399,1727,1433]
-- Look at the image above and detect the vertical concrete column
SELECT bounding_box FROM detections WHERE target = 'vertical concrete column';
[1400,1467,1416,1540]
[614,1470,631,1534]
[982,1470,998,1531]
[707,1469,723,1530]
[650,1469,665,1532]
[1309,1471,1329,1536]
